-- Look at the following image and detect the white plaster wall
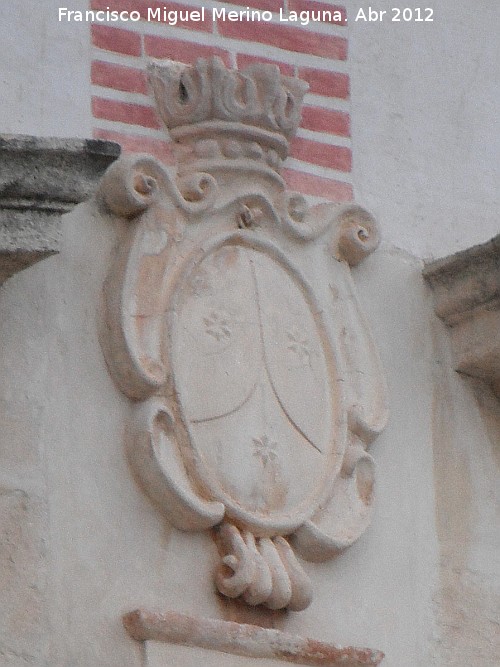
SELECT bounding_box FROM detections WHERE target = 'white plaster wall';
[0,3,499,665]
[0,0,92,138]
[0,201,442,665]
[345,0,500,259]
[430,322,500,666]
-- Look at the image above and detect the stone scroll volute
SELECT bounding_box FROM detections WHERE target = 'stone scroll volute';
[97,57,389,612]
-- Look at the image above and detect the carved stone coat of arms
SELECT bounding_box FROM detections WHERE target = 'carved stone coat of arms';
[98,57,388,612]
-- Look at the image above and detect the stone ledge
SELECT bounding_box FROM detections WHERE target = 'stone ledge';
[0,134,120,284]
[424,234,500,396]
[123,609,384,666]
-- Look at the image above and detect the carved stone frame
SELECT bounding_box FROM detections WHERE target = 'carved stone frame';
[97,58,388,620]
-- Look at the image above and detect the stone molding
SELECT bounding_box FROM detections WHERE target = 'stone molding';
[0,134,120,284]
[98,59,388,619]
[123,610,385,666]
[424,234,500,396]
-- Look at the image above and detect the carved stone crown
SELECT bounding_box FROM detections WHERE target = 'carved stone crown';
[149,57,309,173]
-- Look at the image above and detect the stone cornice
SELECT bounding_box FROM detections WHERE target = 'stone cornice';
[424,234,500,396]
[0,135,120,284]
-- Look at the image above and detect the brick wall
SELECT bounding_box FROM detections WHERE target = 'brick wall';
[91,0,352,202]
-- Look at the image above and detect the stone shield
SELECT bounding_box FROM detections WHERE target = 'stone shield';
[170,235,342,535]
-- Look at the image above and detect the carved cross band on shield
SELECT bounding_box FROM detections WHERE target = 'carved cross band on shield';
[98,57,388,612]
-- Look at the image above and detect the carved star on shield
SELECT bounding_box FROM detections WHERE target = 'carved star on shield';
[252,435,279,466]
[203,310,232,341]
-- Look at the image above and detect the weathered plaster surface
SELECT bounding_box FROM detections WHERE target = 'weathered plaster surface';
[0,490,47,666]
[423,234,500,663]
[430,321,500,666]
[344,0,500,258]
[0,269,54,665]
[0,1,92,139]
[0,198,441,665]
[1,196,485,665]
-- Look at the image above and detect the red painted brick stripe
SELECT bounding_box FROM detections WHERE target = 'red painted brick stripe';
[91,0,212,32]
[218,20,347,60]
[283,168,352,200]
[92,97,161,130]
[93,128,175,165]
[91,61,148,95]
[226,0,284,11]
[91,24,141,57]
[290,137,351,172]
[301,106,350,137]
[237,53,294,77]
[298,67,349,99]
[144,35,231,66]
[288,0,347,25]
